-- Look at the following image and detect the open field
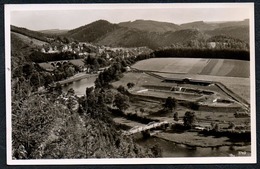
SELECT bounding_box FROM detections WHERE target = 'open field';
[113,98,250,148]
[124,99,249,127]
[112,69,250,127]
[113,72,163,90]
[155,73,250,103]
[113,56,250,126]
[113,71,249,108]
[112,62,250,151]
[132,58,250,78]
[131,58,250,103]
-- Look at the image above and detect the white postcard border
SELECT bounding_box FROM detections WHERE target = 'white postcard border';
[5,3,256,165]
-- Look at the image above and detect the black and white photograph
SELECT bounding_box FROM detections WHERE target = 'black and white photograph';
[5,3,256,164]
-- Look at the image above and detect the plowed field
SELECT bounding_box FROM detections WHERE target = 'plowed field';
[132,58,249,78]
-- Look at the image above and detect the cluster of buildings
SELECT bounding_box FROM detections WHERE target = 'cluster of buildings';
[38,41,152,73]
[40,41,152,60]
[40,42,95,54]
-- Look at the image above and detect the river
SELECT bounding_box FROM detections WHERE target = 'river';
[62,75,97,95]
[136,136,251,157]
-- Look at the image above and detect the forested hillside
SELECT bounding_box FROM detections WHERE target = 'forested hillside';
[65,19,249,49]
[67,20,119,42]
[119,19,181,33]
[12,18,250,50]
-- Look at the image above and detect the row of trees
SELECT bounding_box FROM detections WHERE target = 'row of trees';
[207,35,249,50]
[165,35,249,51]
[153,48,249,61]
[29,51,80,63]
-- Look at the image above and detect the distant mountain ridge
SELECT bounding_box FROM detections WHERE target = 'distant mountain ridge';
[96,28,208,49]
[180,21,216,31]
[205,25,249,42]
[119,19,181,33]
[11,25,52,42]
[180,19,249,31]
[66,19,249,49]
[39,29,69,35]
[11,18,249,49]
[67,20,119,42]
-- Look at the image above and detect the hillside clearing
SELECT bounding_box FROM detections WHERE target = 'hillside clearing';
[11,32,48,46]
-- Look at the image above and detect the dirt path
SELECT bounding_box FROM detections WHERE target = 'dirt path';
[215,82,250,111]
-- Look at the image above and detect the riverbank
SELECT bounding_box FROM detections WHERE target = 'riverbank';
[59,72,98,85]
[155,132,250,148]
[136,136,251,157]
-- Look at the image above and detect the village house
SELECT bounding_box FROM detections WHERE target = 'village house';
[47,46,59,53]
[208,42,216,48]
[41,48,46,53]
[207,42,228,49]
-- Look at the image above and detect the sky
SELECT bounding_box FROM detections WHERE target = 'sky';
[9,4,252,31]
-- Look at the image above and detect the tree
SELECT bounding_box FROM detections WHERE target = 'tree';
[104,90,114,105]
[54,82,62,95]
[210,122,220,131]
[127,82,135,89]
[228,122,236,130]
[85,89,98,116]
[183,111,196,129]
[214,123,220,132]
[117,85,127,94]
[85,87,94,97]
[92,59,100,71]
[22,63,34,78]
[150,144,162,157]
[173,112,179,121]
[67,88,75,95]
[65,66,75,77]
[113,93,129,111]
[121,60,128,67]
[140,108,145,115]
[30,71,43,88]
[163,97,176,112]
[63,37,70,44]
[43,72,54,88]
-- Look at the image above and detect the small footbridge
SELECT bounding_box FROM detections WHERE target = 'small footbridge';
[122,121,169,136]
